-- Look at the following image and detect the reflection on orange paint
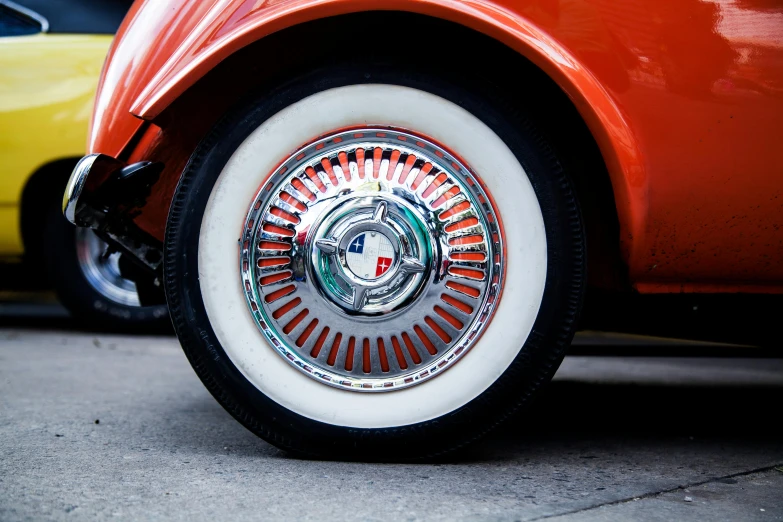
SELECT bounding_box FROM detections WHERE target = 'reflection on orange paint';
[320,158,339,186]
[305,166,326,192]
[262,223,295,237]
[272,297,301,319]
[413,325,437,355]
[296,318,319,347]
[269,207,299,223]
[355,148,365,179]
[264,284,296,303]
[362,338,371,373]
[90,0,783,294]
[279,191,307,212]
[310,326,330,357]
[390,336,408,370]
[290,178,316,202]
[283,309,308,334]
[401,332,422,364]
[410,163,433,190]
[441,293,474,314]
[327,333,342,367]
[445,217,479,233]
[258,240,291,251]
[377,338,390,372]
[257,256,290,267]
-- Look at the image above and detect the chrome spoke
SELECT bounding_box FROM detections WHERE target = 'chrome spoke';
[372,201,388,223]
[315,238,338,255]
[352,286,368,311]
[399,256,426,274]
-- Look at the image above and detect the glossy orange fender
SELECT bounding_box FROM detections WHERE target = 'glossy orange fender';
[91,0,783,292]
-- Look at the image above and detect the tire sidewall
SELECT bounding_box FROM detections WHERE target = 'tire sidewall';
[165,64,585,459]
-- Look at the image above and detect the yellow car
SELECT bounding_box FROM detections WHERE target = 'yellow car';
[0,0,167,328]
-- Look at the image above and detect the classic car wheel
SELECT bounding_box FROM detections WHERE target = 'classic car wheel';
[165,66,584,459]
[75,228,142,307]
[43,206,169,331]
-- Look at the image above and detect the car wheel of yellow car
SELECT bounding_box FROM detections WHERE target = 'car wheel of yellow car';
[164,64,585,459]
[42,204,169,331]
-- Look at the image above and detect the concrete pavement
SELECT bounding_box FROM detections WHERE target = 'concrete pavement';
[1,329,782,521]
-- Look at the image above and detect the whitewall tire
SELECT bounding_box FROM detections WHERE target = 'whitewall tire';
[165,63,584,459]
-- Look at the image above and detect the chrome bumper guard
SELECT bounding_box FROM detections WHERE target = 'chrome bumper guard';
[63,153,164,273]
[63,154,120,226]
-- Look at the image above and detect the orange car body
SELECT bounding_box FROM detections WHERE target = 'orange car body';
[90,0,783,293]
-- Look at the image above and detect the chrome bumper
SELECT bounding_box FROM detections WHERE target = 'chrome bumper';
[62,153,164,272]
[63,153,124,226]
[62,155,90,225]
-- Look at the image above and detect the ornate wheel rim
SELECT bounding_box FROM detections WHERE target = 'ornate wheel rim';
[240,128,504,391]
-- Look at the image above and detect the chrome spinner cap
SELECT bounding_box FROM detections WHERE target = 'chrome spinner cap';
[312,198,429,314]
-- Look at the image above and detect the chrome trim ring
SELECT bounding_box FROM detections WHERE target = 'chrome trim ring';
[240,128,503,391]
[76,228,141,307]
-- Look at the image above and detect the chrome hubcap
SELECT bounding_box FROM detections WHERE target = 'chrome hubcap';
[240,128,504,391]
[313,198,428,315]
[76,228,141,307]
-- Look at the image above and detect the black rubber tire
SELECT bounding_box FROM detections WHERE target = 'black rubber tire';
[164,62,585,460]
[42,205,170,332]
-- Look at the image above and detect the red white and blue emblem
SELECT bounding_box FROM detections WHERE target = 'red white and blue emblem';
[345,232,394,280]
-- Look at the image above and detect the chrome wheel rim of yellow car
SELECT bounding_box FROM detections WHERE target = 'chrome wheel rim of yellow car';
[75,228,141,307]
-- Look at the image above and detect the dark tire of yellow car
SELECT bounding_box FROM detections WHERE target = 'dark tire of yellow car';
[42,205,170,332]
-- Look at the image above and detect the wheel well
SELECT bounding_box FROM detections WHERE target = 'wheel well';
[150,11,625,290]
[20,157,78,269]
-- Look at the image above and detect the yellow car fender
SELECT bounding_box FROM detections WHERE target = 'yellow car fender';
[0,33,112,258]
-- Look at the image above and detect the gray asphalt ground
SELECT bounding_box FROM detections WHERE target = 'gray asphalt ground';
[1,303,782,520]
